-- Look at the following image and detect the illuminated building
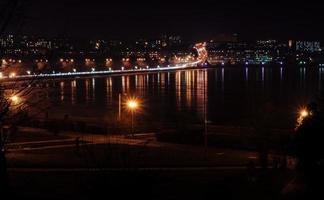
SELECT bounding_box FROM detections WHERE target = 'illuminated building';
[296,41,321,52]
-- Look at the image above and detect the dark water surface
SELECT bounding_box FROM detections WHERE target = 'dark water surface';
[46,66,324,129]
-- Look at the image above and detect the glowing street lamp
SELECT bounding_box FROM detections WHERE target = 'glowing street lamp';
[10,95,19,104]
[297,108,310,127]
[9,72,16,78]
[300,109,309,118]
[127,100,138,110]
[127,99,139,137]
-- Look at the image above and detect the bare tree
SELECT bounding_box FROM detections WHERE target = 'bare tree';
[0,0,20,192]
[0,0,50,191]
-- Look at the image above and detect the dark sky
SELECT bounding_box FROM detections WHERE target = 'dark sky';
[5,0,324,41]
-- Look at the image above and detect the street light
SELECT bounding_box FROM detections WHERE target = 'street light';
[126,99,139,137]
[127,100,138,110]
[300,109,309,118]
[9,72,16,78]
[297,108,310,127]
[10,95,19,104]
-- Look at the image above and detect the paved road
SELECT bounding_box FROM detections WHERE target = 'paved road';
[8,132,261,165]
[8,166,265,172]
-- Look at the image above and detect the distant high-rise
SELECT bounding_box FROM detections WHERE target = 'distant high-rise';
[295,41,321,52]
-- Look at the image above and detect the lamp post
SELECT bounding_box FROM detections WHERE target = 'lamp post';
[118,93,122,121]
[127,100,138,137]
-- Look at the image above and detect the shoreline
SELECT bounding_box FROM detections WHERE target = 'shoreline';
[0,62,311,82]
[1,61,200,82]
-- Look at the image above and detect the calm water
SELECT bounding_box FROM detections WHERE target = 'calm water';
[47,66,324,129]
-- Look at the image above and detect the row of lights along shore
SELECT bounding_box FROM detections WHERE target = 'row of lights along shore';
[0,61,199,79]
[4,61,323,80]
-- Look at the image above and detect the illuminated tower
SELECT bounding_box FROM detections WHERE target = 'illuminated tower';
[194,42,208,63]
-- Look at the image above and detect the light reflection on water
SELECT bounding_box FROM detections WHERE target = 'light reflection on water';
[51,66,324,129]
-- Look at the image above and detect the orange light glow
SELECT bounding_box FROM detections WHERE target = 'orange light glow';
[300,110,309,118]
[10,95,19,103]
[127,100,138,110]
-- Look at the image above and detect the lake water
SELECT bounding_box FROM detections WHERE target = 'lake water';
[47,66,324,130]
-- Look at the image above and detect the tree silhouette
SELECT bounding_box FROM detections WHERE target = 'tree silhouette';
[0,0,50,193]
[294,102,324,174]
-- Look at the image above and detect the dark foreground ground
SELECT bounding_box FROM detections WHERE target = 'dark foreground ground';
[3,127,324,200]
[8,168,324,200]
[8,168,294,200]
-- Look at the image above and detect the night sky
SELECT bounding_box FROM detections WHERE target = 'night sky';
[3,0,324,41]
